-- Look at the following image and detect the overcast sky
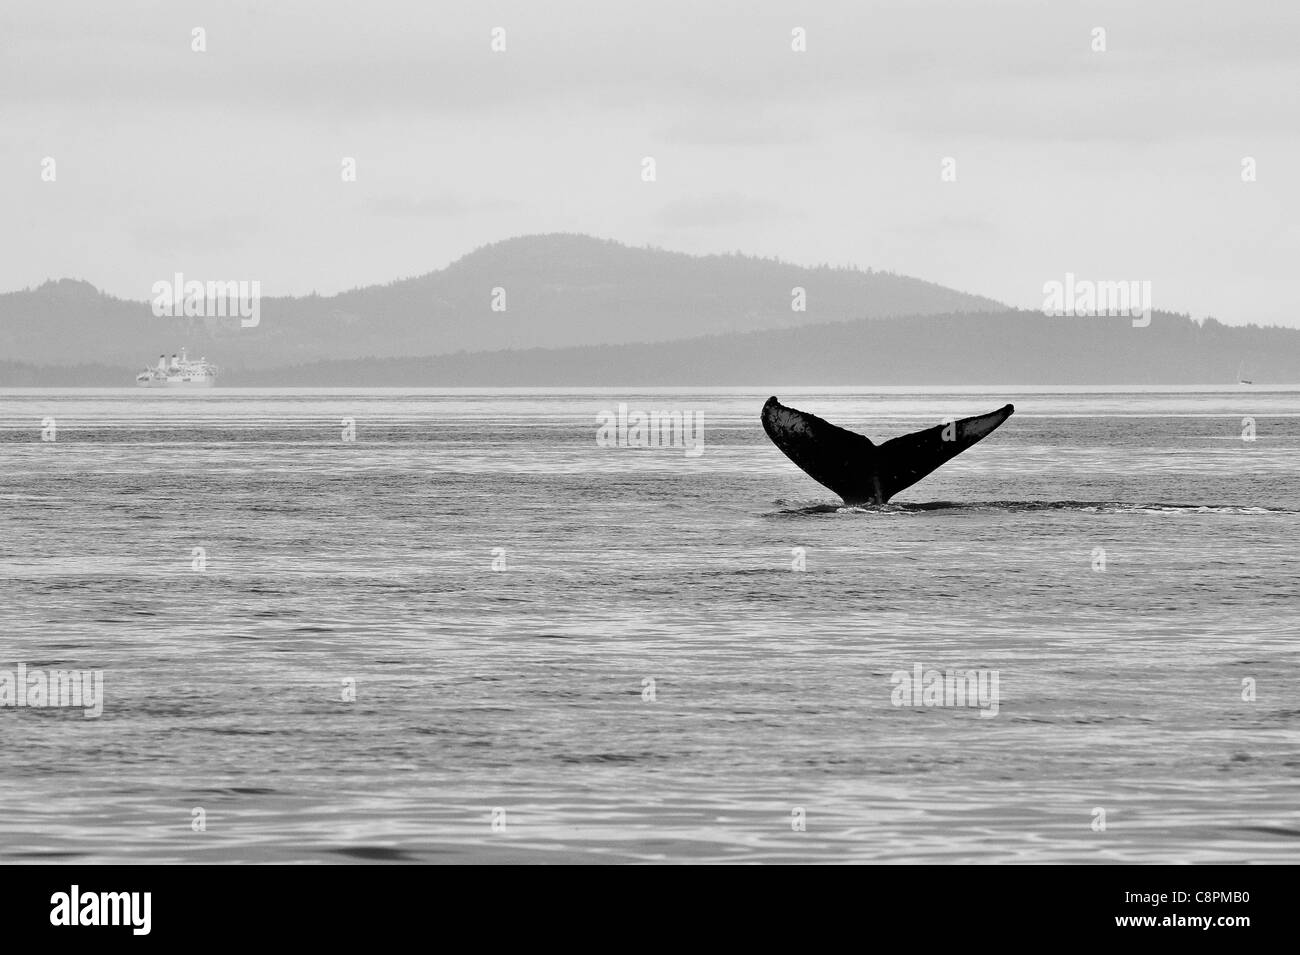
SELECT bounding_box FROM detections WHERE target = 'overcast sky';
[3,0,1297,325]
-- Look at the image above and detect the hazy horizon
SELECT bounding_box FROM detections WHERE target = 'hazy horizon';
[4,1,1297,326]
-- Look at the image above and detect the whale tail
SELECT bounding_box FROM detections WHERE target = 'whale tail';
[761,396,1014,505]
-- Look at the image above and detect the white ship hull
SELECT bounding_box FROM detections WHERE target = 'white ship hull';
[136,375,216,388]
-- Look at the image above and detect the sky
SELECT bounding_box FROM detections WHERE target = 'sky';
[2,0,1298,325]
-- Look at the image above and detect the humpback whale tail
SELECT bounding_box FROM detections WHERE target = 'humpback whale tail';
[761,396,1014,505]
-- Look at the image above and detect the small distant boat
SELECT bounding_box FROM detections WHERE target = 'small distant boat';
[1236,361,1253,386]
[136,348,218,387]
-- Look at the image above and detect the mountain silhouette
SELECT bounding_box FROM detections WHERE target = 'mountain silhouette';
[2,235,1292,385]
[0,234,1002,376]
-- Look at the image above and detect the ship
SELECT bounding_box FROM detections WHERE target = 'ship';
[135,348,218,387]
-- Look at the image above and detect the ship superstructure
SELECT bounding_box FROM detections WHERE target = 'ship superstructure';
[135,348,218,387]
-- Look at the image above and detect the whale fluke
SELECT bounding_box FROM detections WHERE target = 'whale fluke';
[761,397,1014,505]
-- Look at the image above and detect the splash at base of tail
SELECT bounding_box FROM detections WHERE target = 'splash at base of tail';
[761,397,1014,505]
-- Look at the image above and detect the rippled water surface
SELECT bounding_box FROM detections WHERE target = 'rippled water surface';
[1,386,1298,863]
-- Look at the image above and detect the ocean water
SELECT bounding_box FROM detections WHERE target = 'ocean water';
[0,386,1297,864]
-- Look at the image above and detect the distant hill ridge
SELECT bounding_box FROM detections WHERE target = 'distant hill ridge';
[0,233,1004,372]
[4,309,1296,386]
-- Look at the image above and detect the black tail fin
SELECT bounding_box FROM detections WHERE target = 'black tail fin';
[761,397,1014,504]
